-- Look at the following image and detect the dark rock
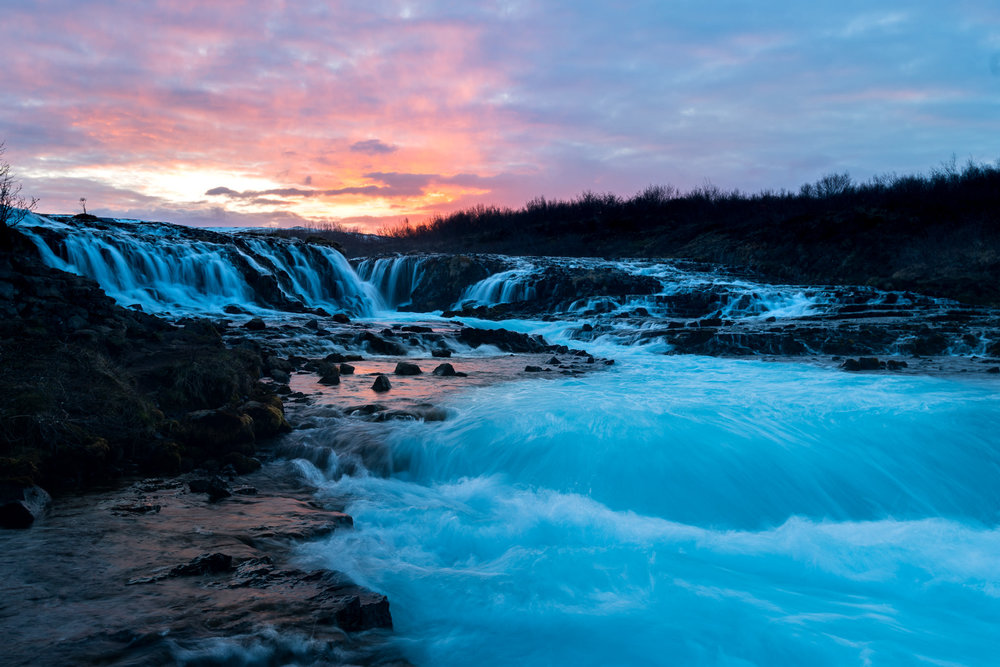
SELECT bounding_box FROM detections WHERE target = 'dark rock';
[546,356,560,365]
[339,363,355,375]
[332,313,350,324]
[371,374,392,392]
[886,359,909,371]
[112,502,161,515]
[431,348,452,358]
[524,365,543,372]
[188,477,232,501]
[243,317,267,331]
[987,367,1000,374]
[0,484,51,529]
[269,369,291,384]
[359,331,408,356]
[183,409,255,454]
[432,363,457,377]
[240,398,292,438]
[266,356,293,373]
[221,452,262,475]
[317,362,341,385]
[169,552,234,577]
[459,327,550,353]
[842,357,884,371]
[394,362,422,375]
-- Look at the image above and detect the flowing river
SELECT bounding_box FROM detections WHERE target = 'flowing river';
[19,214,1000,666]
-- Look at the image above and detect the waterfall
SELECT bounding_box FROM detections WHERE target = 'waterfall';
[354,255,428,309]
[457,265,538,308]
[20,214,380,316]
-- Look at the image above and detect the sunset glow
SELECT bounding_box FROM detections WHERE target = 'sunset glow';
[3,1,998,230]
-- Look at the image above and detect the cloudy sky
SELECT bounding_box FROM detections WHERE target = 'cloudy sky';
[3,1,998,230]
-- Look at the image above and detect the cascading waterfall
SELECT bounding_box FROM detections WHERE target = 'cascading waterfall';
[355,255,428,309]
[457,264,538,307]
[20,214,379,316]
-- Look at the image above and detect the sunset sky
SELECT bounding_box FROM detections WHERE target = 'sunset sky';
[3,1,998,231]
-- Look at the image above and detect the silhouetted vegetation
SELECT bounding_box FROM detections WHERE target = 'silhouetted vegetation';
[0,142,38,248]
[366,159,1000,305]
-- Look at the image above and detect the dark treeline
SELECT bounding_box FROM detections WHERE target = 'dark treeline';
[363,159,1000,305]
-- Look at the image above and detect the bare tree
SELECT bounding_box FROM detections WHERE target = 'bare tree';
[0,142,38,244]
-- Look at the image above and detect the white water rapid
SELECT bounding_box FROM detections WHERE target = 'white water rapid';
[290,325,1000,666]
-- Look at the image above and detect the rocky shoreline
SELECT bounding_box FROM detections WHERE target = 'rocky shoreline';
[0,462,410,665]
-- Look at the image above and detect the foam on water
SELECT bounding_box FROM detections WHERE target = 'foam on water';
[296,348,1000,666]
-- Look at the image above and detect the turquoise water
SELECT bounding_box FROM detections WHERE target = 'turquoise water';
[297,348,1000,666]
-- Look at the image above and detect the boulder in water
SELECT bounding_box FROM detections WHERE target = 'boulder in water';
[372,374,392,392]
[431,348,452,358]
[524,365,543,372]
[317,362,341,385]
[432,363,457,377]
[841,357,884,371]
[359,331,408,356]
[339,363,355,375]
[332,313,350,324]
[394,362,422,376]
[244,317,267,331]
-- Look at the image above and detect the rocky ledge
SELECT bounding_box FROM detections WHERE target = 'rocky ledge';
[0,465,410,665]
[0,235,293,527]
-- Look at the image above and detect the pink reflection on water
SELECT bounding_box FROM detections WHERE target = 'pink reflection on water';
[290,354,574,411]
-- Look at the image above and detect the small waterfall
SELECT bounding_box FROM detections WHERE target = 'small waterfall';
[20,214,379,316]
[457,266,537,308]
[355,255,427,309]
